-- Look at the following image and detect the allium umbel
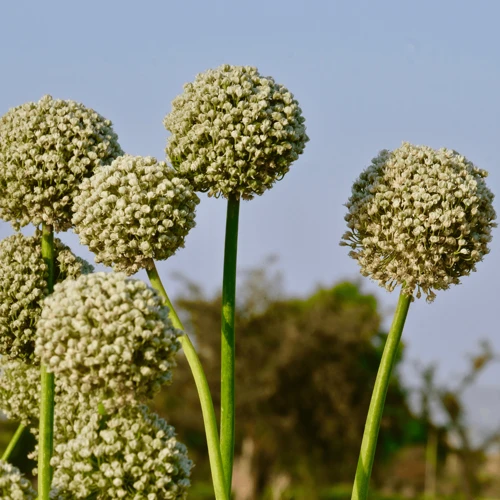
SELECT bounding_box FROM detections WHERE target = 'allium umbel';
[0,95,123,231]
[164,64,309,199]
[35,272,181,407]
[72,155,199,275]
[0,232,93,360]
[341,143,496,301]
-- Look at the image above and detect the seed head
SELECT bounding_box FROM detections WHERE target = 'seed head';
[0,356,96,435]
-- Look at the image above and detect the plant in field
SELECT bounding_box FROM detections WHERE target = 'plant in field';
[164,63,308,498]
[342,142,496,500]
[72,147,228,497]
[0,94,123,499]
[0,66,309,500]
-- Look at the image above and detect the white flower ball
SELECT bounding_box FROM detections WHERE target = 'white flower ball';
[164,64,308,200]
[0,95,123,231]
[341,142,496,301]
[35,272,181,407]
[73,155,199,275]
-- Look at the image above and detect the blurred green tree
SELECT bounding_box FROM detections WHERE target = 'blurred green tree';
[153,260,421,498]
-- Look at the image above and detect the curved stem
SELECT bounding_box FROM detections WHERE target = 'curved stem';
[39,223,55,499]
[1,423,26,462]
[351,290,412,500]
[220,196,240,495]
[148,263,184,331]
[147,263,229,500]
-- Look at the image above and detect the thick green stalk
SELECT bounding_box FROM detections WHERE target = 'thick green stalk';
[147,263,229,500]
[39,223,55,499]
[220,196,240,495]
[1,423,26,462]
[351,290,411,500]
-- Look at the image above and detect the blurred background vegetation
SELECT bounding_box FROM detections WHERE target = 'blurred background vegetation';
[1,259,499,499]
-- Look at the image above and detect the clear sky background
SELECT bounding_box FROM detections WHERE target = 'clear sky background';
[1,1,499,423]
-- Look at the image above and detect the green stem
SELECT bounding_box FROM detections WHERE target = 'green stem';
[147,263,184,331]
[147,262,229,500]
[220,196,240,495]
[351,289,411,500]
[39,223,55,500]
[98,402,107,417]
[1,423,26,462]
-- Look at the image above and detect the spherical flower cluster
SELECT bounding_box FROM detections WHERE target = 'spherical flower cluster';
[0,232,93,360]
[35,272,181,407]
[0,358,40,426]
[0,95,123,231]
[341,142,496,301]
[72,155,199,275]
[164,64,309,200]
[50,404,192,499]
[0,460,37,499]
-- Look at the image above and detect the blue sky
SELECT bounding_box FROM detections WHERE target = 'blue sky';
[1,1,500,404]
